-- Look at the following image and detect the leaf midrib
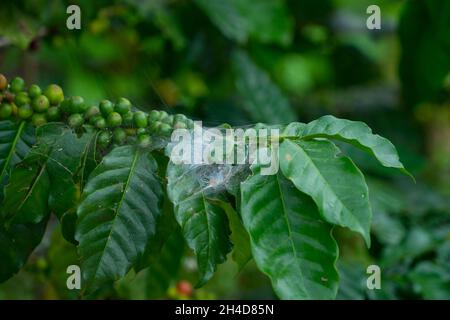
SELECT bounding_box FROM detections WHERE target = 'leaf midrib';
[275,173,310,299]
[93,149,140,281]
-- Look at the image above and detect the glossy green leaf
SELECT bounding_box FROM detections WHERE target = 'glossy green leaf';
[37,123,96,218]
[60,209,78,245]
[280,139,372,246]
[134,194,177,272]
[0,219,48,283]
[78,128,101,191]
[1,152,50,225]
[76,145,164,290]
[241,168,339,299]
[167,162,232,287]
[0,121,35,200]
[292,115,409,174]
[232,50,295,124]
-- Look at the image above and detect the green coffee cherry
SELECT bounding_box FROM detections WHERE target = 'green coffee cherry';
[107,112,122,127]
[32,95,50,113]
[174,114,187,123]
[186,119,194,129]
[46,106,61,121]
[10,77,25,93]
[122,111,134,127]
[158,111,169,121]
[18,105,33,119]
[113,128,127,144]
[89,115,101,125]
[99,99,114,116]
[14,92,30,107]
[95,117,107,129]
[0,74,7,91]
[28,84,42,99]
[149,120,162,133]
[97,131,111,147]
[85,106,100,119]
[60,99,71,114]
[68,113,84,128]
[114,97,131,115]
[31,113,47,127]
[0,103,13,119]
[69,96,86,114]
[162,115,174,125]
[174,121,187,129]
[137,134,151,148]
[160,123,172,135]
[44,84,64,105]
[148,110,160,121]
[136,128,147,136]
[134,111,148,128]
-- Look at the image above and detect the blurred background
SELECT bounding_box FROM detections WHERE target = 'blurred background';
[0,0,449,299]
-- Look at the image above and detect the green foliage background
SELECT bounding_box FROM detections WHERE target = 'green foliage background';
[0,0,449,299]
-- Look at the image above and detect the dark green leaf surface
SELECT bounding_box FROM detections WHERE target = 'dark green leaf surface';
[0,121,35,199]
[280,139,372,245]
[167,162,231,287]
[241,168,339,299]
[1,153,50,225]
[0,219,48,283]
[76,145,163,290]
[37,124,96,217]
[293,115,408,174]
[134,194,177,272]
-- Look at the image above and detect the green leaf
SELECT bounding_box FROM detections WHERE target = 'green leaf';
[37,124,97,217]
[134,193,177,272]
[167,163,232,287]
[78,129,101,190]
[240,168,339,299]
[145,227,185,298]
[232,50,295,124]
[0,219,48,283]
[60,209,78,245]
[0,121,35,200]
[280,139,372,246]
[213,199,252,271]
[289,115,409,175]
[195,0,250,43]
[76,146,164,290]
[1,152,50,225]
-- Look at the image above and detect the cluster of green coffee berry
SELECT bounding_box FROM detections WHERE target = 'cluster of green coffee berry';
[0,74,193,148]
